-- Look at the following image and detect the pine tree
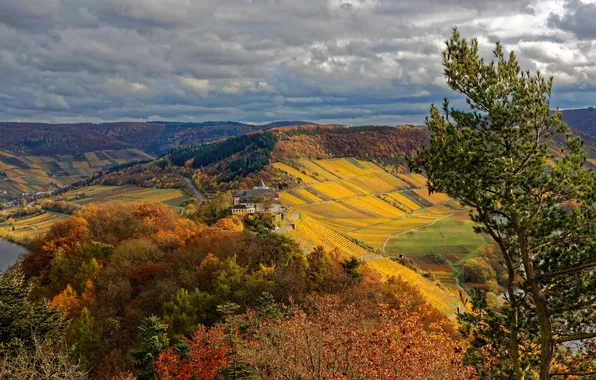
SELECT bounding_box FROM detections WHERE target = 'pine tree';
[69,307,100,363]
[0,269,66,355]
[417,28,596,379]
[161,288,218,340]
[130,316,169,380]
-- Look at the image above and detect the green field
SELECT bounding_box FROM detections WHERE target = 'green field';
[385,219,486,259]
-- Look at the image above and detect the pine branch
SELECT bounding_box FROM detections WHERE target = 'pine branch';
[537,261,596,280]
[554,332,596,343]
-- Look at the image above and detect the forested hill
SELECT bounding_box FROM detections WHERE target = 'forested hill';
[92,125,427,193]
[2,110,594,157]
[0,121,314,156]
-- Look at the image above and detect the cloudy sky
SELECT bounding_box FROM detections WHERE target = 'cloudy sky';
[1,0,595,125]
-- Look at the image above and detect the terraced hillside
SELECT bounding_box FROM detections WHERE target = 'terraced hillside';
[276,157,488,291]
[0,149,152,198]
[0,212,67,241]
[59,185,191,212]
[286,213,460,316]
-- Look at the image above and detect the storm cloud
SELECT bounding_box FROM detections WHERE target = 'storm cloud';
[0,0,595,124]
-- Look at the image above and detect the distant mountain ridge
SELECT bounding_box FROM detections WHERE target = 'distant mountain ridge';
[0,121,258,156]
[0,121,339,156]
[561,108,596,137]
[0,120,325,156]
[1,109,594,157]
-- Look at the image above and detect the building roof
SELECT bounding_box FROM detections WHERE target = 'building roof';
[232,204,252,210]
[233,187,278,198]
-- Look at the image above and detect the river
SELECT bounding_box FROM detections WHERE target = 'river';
[0,240,27,271]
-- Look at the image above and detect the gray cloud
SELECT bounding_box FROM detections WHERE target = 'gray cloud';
[0,0,61,31]
[548,0,596,40]
[0,0,593,125]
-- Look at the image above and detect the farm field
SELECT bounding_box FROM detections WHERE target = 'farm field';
[384,217,488,291]
[62,185,191,210]
[276,157,483,289]
[1,212,67,241]
[272,163,319,184]
[0,149,152,198]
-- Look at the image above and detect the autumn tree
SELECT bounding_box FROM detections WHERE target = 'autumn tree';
[417,28,596,379]
[200,192,233,224]
[155,325,229,380]
[235,294,473,379]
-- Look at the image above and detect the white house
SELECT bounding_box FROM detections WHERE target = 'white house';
[231,180,282,214]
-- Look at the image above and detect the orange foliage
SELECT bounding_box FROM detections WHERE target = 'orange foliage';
[49,284,81,317]
[155,218,199,250]
[82,279,95,305]
[237,294,474,379]
[42,217,90,256]
[271,126,427,161]
[75,202,181,245]
[212,217,244,232]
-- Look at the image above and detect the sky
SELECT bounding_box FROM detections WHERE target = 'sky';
[1,0,595,125]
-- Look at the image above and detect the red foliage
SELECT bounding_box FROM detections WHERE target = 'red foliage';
[236,294,475,379]
[127,262,165,293]
[155,325,230,380]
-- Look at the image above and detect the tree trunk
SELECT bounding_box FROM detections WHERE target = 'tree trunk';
[488,230,523,379]
[507,263,524,380]
[535,290,553,380]
[519,232,553,380]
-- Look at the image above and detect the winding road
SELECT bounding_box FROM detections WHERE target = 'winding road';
[183,177,207,203]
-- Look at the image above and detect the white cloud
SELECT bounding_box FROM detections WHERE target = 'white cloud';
[177,77,212,95]
[105,77,149,95]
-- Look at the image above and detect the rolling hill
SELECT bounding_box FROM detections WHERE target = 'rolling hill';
[0,121,320,198]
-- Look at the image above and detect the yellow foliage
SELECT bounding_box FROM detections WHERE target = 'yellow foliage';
[341,196,405,218]
[413,189,452,205]
[312,182,358,200]
[49,284,81,317]
[294,188,323,203]
[388,192,421,210]
[273,163,319,184]
[279,192,306,206]
[314,158,377,178]
[365,259,458,317]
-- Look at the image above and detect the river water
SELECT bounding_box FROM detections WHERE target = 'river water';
[0,240,27,270]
